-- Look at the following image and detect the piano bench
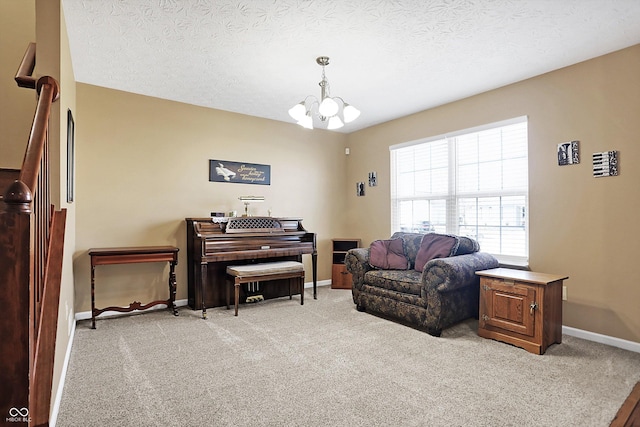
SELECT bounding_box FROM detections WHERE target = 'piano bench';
[226,261,305,316]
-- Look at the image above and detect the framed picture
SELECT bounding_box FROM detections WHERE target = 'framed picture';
[592,150,619,177]
[209,159,271,185]
[368,171,377,187]
[557,140,579,166]
[66,109,75,203]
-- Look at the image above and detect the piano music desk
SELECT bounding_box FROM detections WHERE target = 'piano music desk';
[89,246,179,329]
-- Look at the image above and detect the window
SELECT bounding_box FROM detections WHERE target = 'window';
[390,117,528,264]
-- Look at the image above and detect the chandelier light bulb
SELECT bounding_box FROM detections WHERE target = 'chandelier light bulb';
[298,112,314,129]
[327,116,344,130]
[319,97,339,117]
[288,102,306,121]
[343,104,361,123]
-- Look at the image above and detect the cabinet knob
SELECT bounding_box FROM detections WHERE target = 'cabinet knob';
[530,302,538,314]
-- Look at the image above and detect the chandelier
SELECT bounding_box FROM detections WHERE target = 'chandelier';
[288,56,360,130]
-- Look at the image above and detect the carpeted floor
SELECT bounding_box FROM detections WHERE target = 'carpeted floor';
[56,286,640,427]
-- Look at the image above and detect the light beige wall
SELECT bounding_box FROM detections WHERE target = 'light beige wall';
[74,84,348,313]
[33,0,77,418]
[54,1,77,416]
[345,45,640,343]
[0,0,35,168]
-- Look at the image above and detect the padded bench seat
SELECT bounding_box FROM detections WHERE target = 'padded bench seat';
[226,261,305,316]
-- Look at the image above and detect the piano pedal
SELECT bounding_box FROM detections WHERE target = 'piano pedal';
[246,294,264,304]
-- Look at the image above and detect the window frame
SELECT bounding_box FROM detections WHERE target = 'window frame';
[390,116,529,265]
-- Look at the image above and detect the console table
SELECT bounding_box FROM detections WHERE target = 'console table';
[89,246,179,329]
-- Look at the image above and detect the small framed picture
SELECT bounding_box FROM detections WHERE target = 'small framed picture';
[66,109,75,203]
[356,182,365,196]
[558,140,579,166]
[368,171,377,187]
[592,150,619,177]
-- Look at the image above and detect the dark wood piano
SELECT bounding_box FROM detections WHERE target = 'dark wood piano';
[185,217,317,316]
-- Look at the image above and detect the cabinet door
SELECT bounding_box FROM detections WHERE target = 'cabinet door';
[480,278,536,337]
[331,264,352,289]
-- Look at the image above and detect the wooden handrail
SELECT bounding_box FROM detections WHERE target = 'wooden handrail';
[13,76,59,203]
[15,42,36,89]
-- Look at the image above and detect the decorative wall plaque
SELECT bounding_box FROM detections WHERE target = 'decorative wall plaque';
[209,160,271,185]
[592,151,619,177]
[557,140,579,166]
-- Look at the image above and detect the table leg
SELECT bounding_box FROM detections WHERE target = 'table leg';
[300,274,304,305]
[234,280,240,316]
[91,264,96,329]
[169,260,178,316]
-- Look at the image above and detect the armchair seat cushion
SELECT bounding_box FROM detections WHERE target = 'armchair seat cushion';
[364,269,423,296]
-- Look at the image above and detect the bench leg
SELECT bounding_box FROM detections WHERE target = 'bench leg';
[234,280,240,316]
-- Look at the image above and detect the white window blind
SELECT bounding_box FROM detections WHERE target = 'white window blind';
[390,117,528,264]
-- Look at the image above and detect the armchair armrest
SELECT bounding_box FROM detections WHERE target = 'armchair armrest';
[344,248,373,290]
[421,252,499,293]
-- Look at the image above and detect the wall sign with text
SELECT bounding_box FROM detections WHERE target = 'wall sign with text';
[209,160,271,185]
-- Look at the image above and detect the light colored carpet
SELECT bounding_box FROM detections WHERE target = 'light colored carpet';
[56,286,640,427]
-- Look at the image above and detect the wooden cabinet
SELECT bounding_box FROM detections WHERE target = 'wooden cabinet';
[331,239,360,289]
[476,268,568,355]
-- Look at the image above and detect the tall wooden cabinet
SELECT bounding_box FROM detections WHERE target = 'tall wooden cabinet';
[476,268,568,355]
[331,239,360,289]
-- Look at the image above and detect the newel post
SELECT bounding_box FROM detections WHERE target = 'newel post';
[3,180,33,214]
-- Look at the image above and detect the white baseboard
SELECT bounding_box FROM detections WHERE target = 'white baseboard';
[49,319,76,427]
[562,325,640,353]
[306,279,331,289]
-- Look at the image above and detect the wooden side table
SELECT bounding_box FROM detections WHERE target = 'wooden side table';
[476,268,568,355]
[89,246,179,329]
[331,239,360,289]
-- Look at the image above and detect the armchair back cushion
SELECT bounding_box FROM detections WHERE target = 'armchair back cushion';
[414,233,459,272]
[369,238,410,270]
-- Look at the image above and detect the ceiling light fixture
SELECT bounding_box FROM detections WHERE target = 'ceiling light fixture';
[288,56,360,130]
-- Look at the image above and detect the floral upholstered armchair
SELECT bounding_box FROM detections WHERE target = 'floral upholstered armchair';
[345,232,499,336]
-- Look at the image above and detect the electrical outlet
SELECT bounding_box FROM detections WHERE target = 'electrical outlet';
[562,286,567,301]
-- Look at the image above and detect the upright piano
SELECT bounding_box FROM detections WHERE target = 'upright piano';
[185,217,317,315]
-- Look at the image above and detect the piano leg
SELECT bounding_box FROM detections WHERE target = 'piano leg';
[200,262,207,319]
[312,252,318,299]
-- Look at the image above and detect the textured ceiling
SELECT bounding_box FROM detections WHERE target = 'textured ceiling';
[62,0,640,133]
